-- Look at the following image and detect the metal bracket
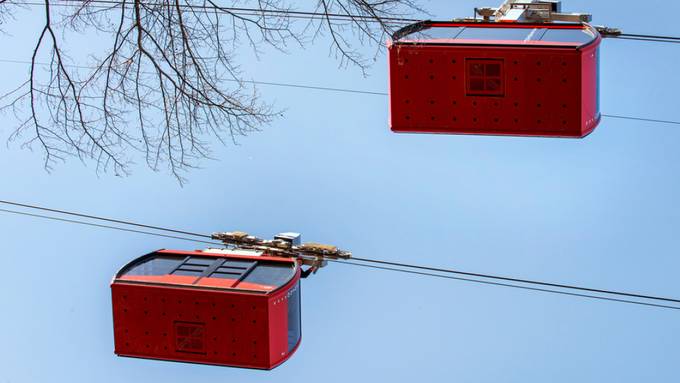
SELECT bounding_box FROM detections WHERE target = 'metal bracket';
[595,25,622,37]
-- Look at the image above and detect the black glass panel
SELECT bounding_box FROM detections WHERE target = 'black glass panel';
[241,262,295,288]
[415,26,463,40]
[210,271,242,279]
[287,281,301,352]
[172,269,203,277]
[183,257,216,266]
[123,255,184,276]
[172,256,220,277]
[541,28,595,44]
[456,27,532,41]
[221,260,256,268]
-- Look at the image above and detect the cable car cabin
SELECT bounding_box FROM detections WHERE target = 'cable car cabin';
[111,249,302,370]
[388,21,601,138]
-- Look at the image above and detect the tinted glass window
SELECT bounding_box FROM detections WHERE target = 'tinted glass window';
[210,259,256,279]
[123,255,184,276]
[182,257,215,266]
[173,269,204,277]
[418,26,463,40]
[171,256,219,277]
[241,262,295,288]
[221,260,257,268]
[541,28,595,44]
[456,27,532,41]
[287,281,301,352]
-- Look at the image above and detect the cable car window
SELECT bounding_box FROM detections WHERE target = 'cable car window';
[287,281,301,352]
[242,262,295,288]
[455,27,532,41]
[123,255,184,276]
[209,259,256,279]
[416,26,463,40]
[541,28,595,44]
[221,259,256,268]
[171,256,218,277]
[182,257,215,266]
[466,59,504,96]
[173,269,204,277]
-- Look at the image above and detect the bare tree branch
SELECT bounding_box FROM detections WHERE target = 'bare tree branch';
[0,0,421,183]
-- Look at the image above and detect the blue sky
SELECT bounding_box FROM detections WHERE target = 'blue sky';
[1,1,680,382]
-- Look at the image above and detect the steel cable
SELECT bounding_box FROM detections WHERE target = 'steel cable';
[330,260,680,310]
[1,199,680,311]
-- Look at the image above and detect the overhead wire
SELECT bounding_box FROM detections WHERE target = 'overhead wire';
[612,33,680,44]
[612,36,680,45]
[1,199,680,311]
[330,260,680,310]
[0,199,212,239]
[0,208,223,245]
[349,256,680,304]
[601,114,680,126]
[22,0,680,44]
[22,0,417,24]
[0,58,678,126]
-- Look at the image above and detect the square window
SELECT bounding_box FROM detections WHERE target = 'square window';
[466,59,504,96]
[175,322,206,354]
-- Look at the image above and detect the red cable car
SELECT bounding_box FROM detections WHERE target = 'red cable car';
[388,1,602,138]
[111,249,301,369]
[111,232,350,370]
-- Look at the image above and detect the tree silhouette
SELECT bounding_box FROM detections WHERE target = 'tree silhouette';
[0,0,420,182]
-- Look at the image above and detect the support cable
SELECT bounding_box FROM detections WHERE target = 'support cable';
[349,256,680,305]
[0,208,223,245]
[22,0,680,46]
[15,0,680,47]
[0,59,678,126]
[330,260,680,310]
[0,199,212,239]
[28,0,418,24]
[614,33,680,44]
[1,199,679,310]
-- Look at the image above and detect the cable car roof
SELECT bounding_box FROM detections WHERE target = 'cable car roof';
[392,21,599,48]
[114,249,297,294]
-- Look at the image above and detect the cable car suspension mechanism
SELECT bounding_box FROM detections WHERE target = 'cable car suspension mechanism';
[211,231,352,277]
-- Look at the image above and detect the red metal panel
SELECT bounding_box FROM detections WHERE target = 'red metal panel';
[388,39,601,138]
[112,283,273,368]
